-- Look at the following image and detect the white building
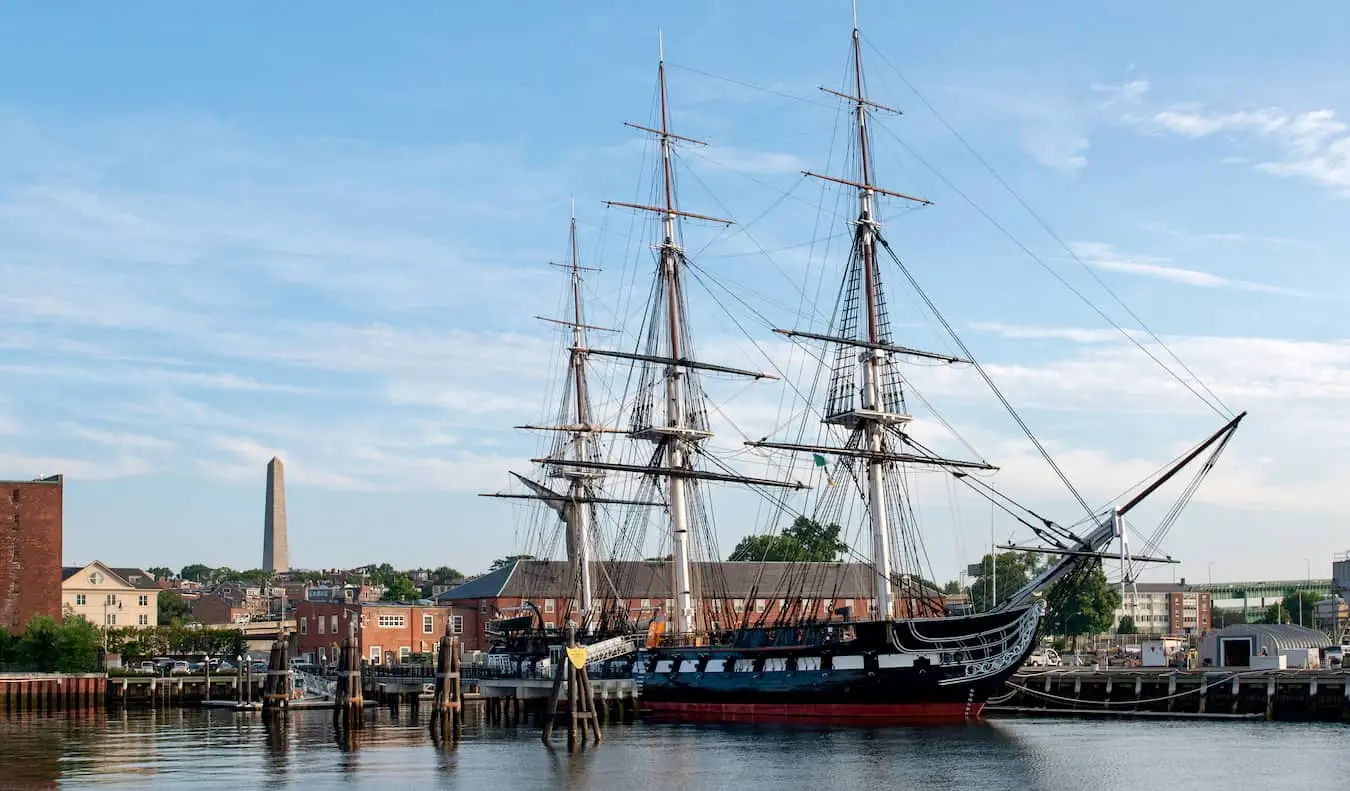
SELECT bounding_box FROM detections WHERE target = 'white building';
[61,562,161,629]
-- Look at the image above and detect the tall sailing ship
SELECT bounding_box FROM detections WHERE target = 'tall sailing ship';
[483,15,1245,722]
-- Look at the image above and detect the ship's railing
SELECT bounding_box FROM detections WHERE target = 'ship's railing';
[359,664,635,681]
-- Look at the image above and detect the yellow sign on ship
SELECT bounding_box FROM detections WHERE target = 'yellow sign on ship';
[566,646,588,669]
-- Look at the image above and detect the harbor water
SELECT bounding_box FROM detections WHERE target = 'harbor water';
[0,709,1345,790]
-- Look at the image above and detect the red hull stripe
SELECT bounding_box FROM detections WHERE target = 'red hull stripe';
[644,701,985,722]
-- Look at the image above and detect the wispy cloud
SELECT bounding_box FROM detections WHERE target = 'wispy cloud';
[1068,241,1310,296]
[1140,103,1350,193]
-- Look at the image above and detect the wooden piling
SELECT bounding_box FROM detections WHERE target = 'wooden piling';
[333,617,365,729]
[262,633,291,718]
[541,623,602,751]
[430,631,463,744]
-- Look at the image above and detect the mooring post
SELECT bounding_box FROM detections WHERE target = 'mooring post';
[430,627,462,744]
[333,618,364,729]
[262,635,291,719]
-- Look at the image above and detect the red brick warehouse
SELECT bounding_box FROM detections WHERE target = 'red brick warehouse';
[0,475,64,633]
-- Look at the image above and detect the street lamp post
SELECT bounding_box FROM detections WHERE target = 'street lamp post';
[1208,561,1215,586]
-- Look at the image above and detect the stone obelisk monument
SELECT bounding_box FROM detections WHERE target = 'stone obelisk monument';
[263,456,289,572]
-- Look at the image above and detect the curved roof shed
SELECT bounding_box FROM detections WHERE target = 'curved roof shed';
[1199,624,1331,667]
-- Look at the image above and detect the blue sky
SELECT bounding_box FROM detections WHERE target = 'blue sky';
[3,1,1349,584]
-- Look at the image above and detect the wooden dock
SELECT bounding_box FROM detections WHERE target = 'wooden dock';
[990,668,1350,721]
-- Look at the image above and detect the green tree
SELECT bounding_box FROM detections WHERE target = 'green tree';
[51,617,102,672]
[727,517,847,562]
[147,567,174,580]
[158,591,193,626]
[234,569,271,586]
[1258,601,1291,624]
[1279,590,1319,628]
[432,566,464,585]
[12,616,102,672]
[384,576,420,601]
[942,580,963,595]
[1048,562,1122,651]
[1117,615,1138,635]
[1212,608,1246,628]
[490,555,536,571]
[0,628,19,667]
[180,564,214,583]
[968,552,1035,612]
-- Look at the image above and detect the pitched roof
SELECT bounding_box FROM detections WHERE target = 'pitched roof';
[436,559,937,601]
[110,568,160,590]
[60,562,160,590]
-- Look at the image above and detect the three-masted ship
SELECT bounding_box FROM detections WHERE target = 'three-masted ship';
[484,16,1244,722]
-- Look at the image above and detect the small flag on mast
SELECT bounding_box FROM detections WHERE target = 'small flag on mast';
[812,453,837,487]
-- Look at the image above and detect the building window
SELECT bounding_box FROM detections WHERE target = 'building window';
[378,614,405,629]
[370,646,381,663]
[318,616,326,635]
[733,599,744,611]
[105,594,117,605]
[399,646,411,660]
[138,614,148,626]
[755,599,766,613]
[641,598,651,609]
[331,615,339,633]
[105,614,116,626]
[89,571,103,585]
[75,594,86,606]
[300,618,308,635]
[451,615,463,634]
[138,595,149,606]
[544,599,555,613]
[423,614,434,634]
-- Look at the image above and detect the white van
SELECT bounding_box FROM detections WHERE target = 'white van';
[1025,647,1061,667]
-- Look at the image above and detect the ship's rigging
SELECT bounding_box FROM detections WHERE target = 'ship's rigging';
[481,12,1245,643]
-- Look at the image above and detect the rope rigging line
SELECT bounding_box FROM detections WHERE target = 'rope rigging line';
[860,115,1228,419]
[860,35,1231,420]
[875,234,1100,525]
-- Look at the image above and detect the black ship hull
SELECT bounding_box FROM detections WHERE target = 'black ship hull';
[637,603,1042,723]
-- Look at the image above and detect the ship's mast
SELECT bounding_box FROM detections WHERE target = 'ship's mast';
[563,202,597,627]
[527,37,807,638]
[654,48,699,635]
[750,17,996,622]
[848,26,895,619]
[481,205,655,635]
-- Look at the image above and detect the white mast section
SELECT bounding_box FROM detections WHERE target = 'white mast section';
[851,25,893,621]
[655,50,696,637]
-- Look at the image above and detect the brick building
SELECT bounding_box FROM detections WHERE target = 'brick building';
[435,559,945,648]
[1114,582,1213,635]
[294,600,480,666]
[0,475,63,633]
[189,593,250,625]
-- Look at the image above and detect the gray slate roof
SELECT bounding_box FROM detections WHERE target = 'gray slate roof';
[436,560,935,601]
[61,564,160,590]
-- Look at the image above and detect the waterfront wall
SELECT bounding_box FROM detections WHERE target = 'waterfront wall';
[0,673,103,711]
[995,669,1350,722]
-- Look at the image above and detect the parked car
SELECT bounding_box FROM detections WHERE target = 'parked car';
[1025,647,1061,667]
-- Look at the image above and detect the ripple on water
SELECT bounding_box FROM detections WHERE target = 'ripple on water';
[0,709,1346,790]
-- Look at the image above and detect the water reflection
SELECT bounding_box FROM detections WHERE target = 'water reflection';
[0,708,1347,790]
